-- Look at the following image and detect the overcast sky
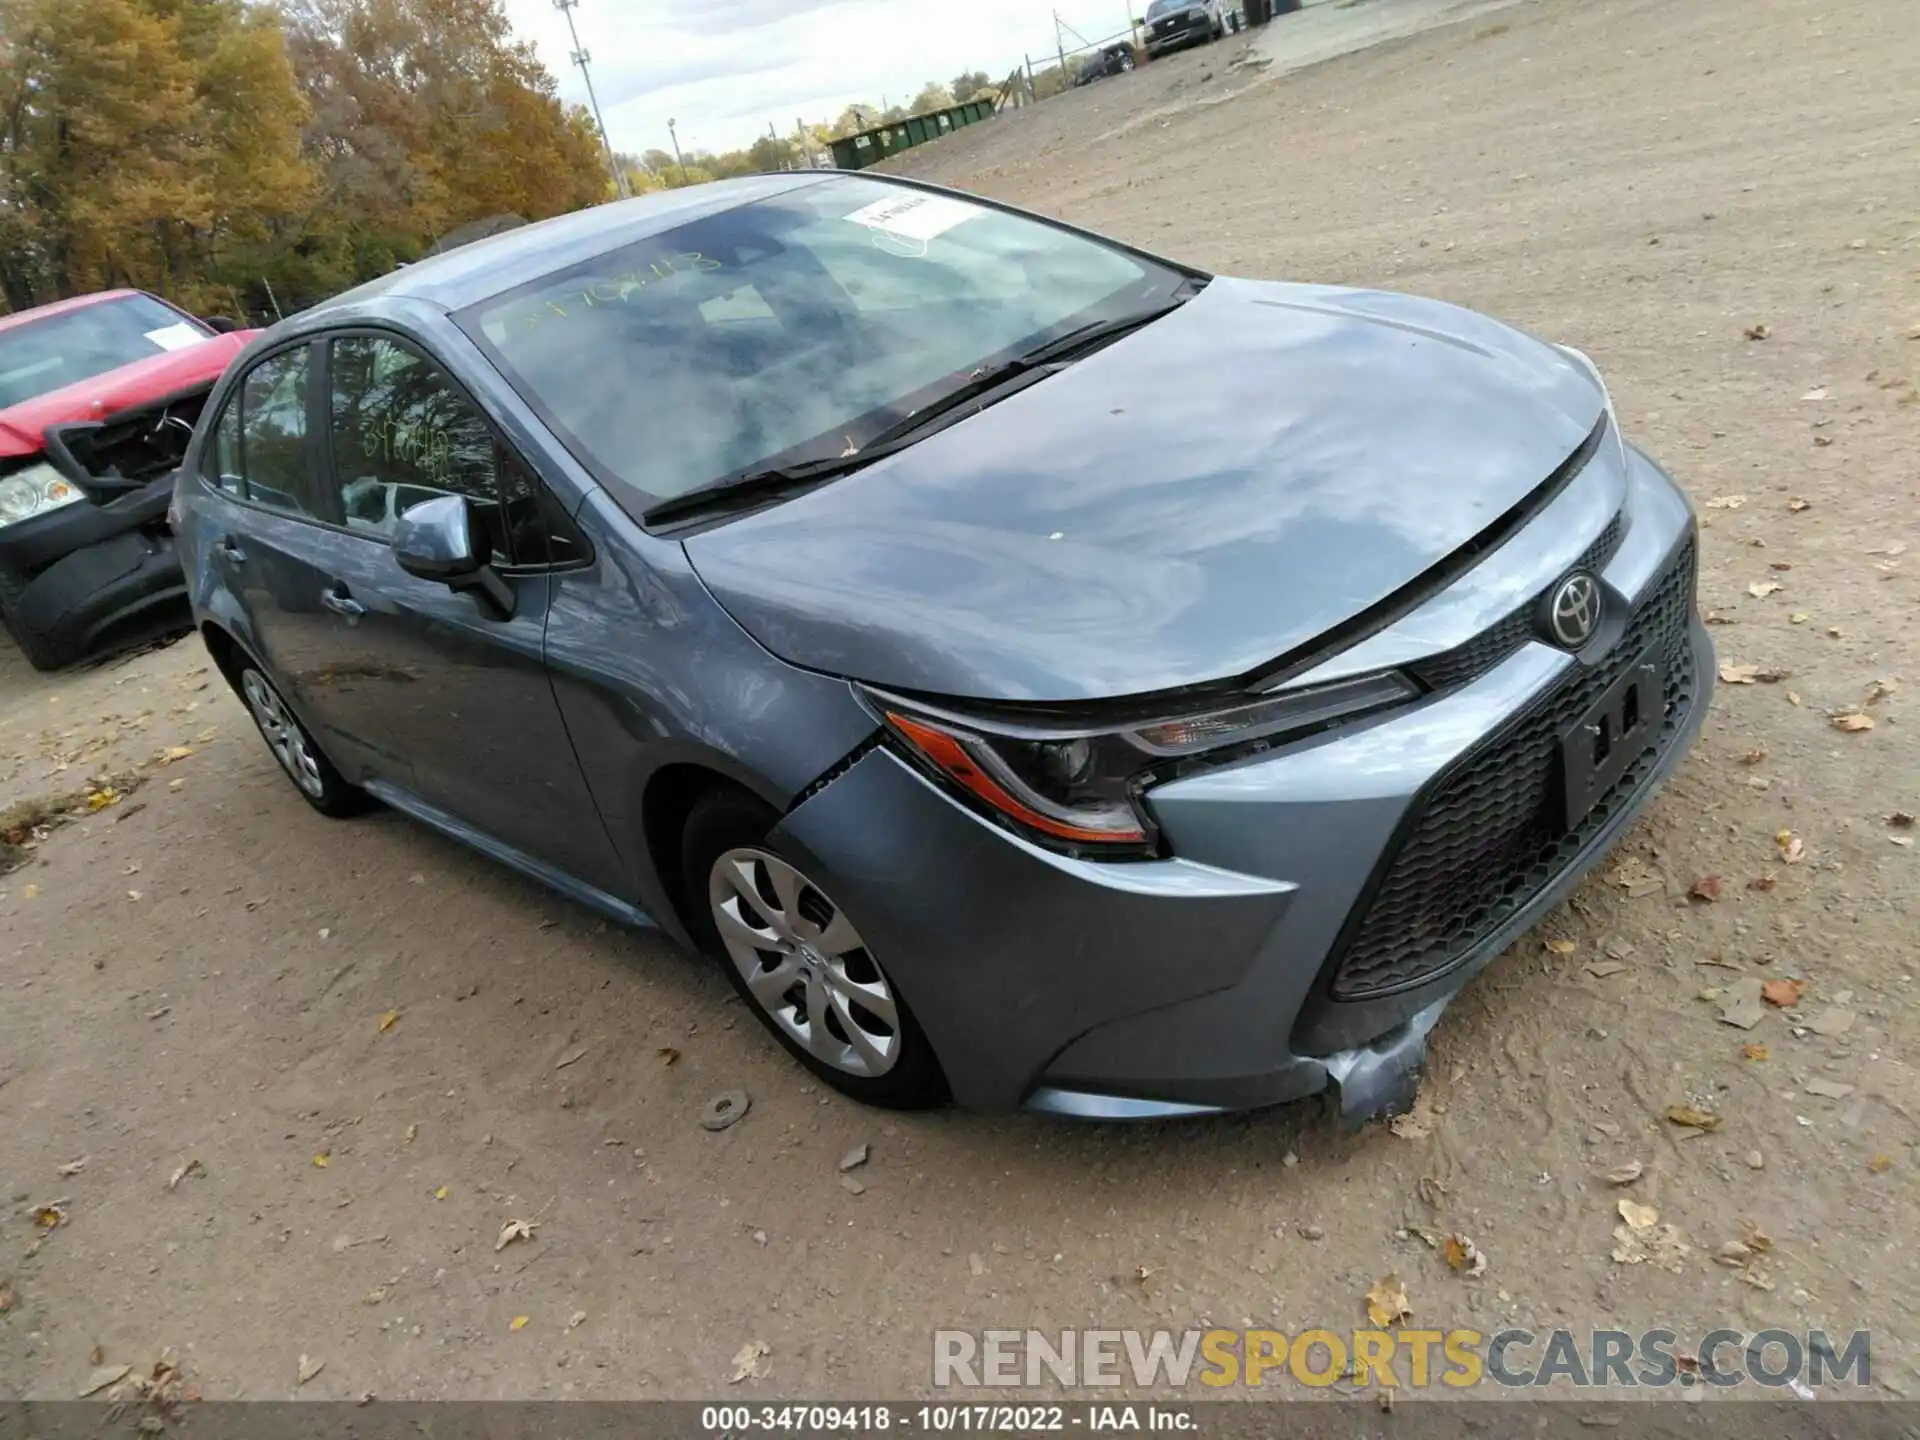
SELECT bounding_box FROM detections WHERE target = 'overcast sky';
[500,0,1145,158]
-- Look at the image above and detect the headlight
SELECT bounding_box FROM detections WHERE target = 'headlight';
[0,462,84,530]
[866,670,1418,855]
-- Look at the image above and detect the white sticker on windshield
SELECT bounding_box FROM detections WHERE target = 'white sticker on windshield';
[143,322,204,352]
[843,193,982,243]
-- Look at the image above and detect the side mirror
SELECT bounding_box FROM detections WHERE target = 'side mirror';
[391,494,514,618]
[201,315,241,334]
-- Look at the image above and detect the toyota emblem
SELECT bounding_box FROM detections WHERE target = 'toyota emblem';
[1546,572,1602,649]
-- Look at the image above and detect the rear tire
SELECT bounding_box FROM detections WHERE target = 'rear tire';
[236,663,371,818]
[681,789,947,1109]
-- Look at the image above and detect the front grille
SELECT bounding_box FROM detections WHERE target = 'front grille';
[1409,511,1625,693]
[1327,535,1698,1001]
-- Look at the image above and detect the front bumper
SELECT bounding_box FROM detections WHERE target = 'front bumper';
[774,445,1711,1117]
[0,472,188,668]
[1146,16,1212,53]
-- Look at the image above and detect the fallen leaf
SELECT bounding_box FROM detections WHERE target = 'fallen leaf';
[160,745,195,764]
[168,1158,204,1190]
[1603,1160,1644,1186]
[1790,611,1811,624]
[1869,1153,1893,1174]
[1831,713,1875,733]
[84,788,120,812]
[1787,691,1803,706]
[56,1157,87,1177]
[1747,581,1784,599]
[32,1204,67,1228]
[1800,387,1828,401]
[1663,1105,1722,1132]
[839,1142,870,1172]
[1442,1234,1487,1277]
[1741,1043,1771,1062]
[554,1043,590,1070]
[1886,812,1916,829]
[1787,497,1811,512]
[1364,1275,1412,1327]
[376,1010,401,1033]
[1864,678,1899,705]
[657,1046,681,1066]
[1805,1078,1855,1099]
[1743,324,1770,341]
[22,884,38,899]
[312,1152,330,1168]
[1738,747,1768,765]
[1543,937,1576,955]
[1618,1198,1659,1231]
[79,1364,131,1397]
[1761,977,1807,1008]
[433,1186,449,1201]
[569,1310,588,1329]
[297,1355,324,1385]
[1689,874,1723,902]
[1740,1221,1773,1254]
[510,1316,530,1332]
[1705,495,1747,509]
[1585,960,1628,979]
[1775,831,1805,864]
[729,1340,771,1383]
[1606,855,1665,896]
[495,1218,537,1252]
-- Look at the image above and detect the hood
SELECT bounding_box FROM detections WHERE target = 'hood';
[683,278,1607,703]
[0,330,256,460]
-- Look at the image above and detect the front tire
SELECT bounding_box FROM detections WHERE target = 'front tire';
[0,558,67,671]
[238,664,370,817]
[682,790,947,1109]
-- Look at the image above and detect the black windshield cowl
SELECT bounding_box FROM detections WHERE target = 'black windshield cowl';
[642,296,1193,530]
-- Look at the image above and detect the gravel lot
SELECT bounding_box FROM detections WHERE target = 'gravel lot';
[3,0,1916,1403]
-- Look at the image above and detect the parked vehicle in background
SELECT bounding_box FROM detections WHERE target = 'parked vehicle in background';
[178,172,1710,1123]
[1074,43,1137,85]
[0,291,255,669]
[1144,0,1231,57]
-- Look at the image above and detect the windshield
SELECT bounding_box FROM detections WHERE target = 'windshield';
[1146,0,1189,17]
[462,177,1186,512]
[0,295,209,409]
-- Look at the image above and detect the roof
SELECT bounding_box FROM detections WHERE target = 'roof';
[0,289,144,336]
[312,173,840,317]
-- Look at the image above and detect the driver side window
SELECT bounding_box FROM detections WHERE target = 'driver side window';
[326,335,512,565]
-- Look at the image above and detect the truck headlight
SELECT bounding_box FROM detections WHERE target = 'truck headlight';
[0,463,84,530]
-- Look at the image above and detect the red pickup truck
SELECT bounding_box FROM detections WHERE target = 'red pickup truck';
[0,290,257,670]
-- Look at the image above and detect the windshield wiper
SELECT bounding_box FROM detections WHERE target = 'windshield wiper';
[643,295,1193,529]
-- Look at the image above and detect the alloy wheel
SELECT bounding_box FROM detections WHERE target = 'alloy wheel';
[707,848,900,1078]
[241,669,325,799]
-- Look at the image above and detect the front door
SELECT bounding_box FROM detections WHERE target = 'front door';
[299,331,625,895]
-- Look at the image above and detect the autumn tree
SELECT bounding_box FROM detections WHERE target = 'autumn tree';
[0,0,310,311]
[911,82,955,115]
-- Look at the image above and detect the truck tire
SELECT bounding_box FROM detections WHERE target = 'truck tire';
[0,557,68,671]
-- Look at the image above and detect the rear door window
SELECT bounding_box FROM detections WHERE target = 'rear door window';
[209,346,323,519]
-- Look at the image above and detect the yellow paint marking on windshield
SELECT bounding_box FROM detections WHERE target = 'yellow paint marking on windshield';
[509,252,725,333]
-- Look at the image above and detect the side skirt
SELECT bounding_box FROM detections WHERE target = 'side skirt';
[363,778,660,933]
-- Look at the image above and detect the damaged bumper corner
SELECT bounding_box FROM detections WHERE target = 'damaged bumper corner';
[0,471,188,669]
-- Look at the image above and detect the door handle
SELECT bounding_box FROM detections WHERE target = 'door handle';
[217,536,247,564]
[320,586,366,619]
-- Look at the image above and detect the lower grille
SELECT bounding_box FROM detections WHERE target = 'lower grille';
[1327,535,1698,1001]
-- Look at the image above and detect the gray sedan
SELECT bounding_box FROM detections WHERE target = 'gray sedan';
[173,173,1711,1120]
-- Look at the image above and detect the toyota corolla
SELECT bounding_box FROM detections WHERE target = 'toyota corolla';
[173,174,1711,1120]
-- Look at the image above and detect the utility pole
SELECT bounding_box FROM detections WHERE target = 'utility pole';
[1054,11,1068,77]
[667,118,686,186]
[553,0,628,198]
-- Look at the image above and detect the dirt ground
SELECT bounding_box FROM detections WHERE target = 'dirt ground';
[3,0,1917,1405]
